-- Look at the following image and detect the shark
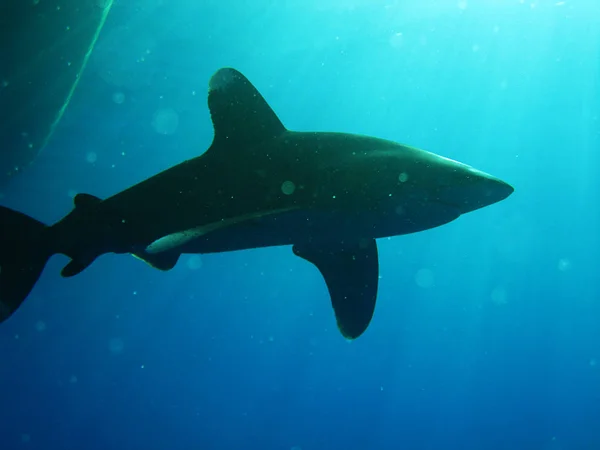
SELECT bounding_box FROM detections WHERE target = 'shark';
[0,68,514,339]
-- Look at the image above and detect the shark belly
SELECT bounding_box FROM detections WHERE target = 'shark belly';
[170,195,462,255]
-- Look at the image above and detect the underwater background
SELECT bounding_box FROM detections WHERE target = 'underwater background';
[1,1,599,449]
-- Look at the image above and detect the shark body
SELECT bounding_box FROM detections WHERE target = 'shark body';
[0,68,513,338]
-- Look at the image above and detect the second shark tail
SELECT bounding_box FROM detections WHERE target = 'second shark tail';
[0,206,53,324]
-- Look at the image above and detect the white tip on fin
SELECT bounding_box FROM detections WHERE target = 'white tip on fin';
[208,68,237,92]
[146,230,200,254]
[145,206,299,254]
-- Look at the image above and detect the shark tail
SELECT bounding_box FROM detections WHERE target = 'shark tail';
[0,206,53,324]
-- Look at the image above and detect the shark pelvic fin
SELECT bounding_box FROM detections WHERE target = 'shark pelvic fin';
[132,250,180,271]
[293,239,379,340]
[145,207,299,254]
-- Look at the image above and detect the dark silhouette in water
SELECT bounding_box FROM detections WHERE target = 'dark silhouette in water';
[0,68,513,339]
[0,0,113,183]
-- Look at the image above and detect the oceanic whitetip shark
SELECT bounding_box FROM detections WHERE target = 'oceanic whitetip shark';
[0,68,513,339]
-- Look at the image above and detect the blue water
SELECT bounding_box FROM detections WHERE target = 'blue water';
[1,1,600,449]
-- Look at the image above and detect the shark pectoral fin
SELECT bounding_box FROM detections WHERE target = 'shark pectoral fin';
[132,250,180,271]
[207,68,286,151]
[293,239,379,340]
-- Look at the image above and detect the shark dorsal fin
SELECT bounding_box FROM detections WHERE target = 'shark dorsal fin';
[207,68,286,150]
[74,193,102,209]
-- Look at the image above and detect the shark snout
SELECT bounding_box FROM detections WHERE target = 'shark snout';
[435,166,514,215]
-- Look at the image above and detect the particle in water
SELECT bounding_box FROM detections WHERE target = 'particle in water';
[152,108,179,135]
[557,258,571,271]
[389,32,403,48]
[86,151,97,164]
[109,337,124,354]
[491,287,508,305]
[415,268,434,289]
[112,91,125,104]
[281,180,296,195]
[187,255,203,270]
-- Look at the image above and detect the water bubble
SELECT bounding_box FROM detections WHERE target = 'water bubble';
[35,320,46,332]
[281,180,296,195]
[389,32,403,48]
[186,255,203,270]
[109,337,124,354]
[112,91,125,104]
[86,151,97,164]
[558,258,571,271]
[415,268,434,289]
[398,172,409,183]
[491,287,508,305]
[152,108,179,135]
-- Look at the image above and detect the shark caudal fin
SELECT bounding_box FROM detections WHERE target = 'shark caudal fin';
[0,206,52,323]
